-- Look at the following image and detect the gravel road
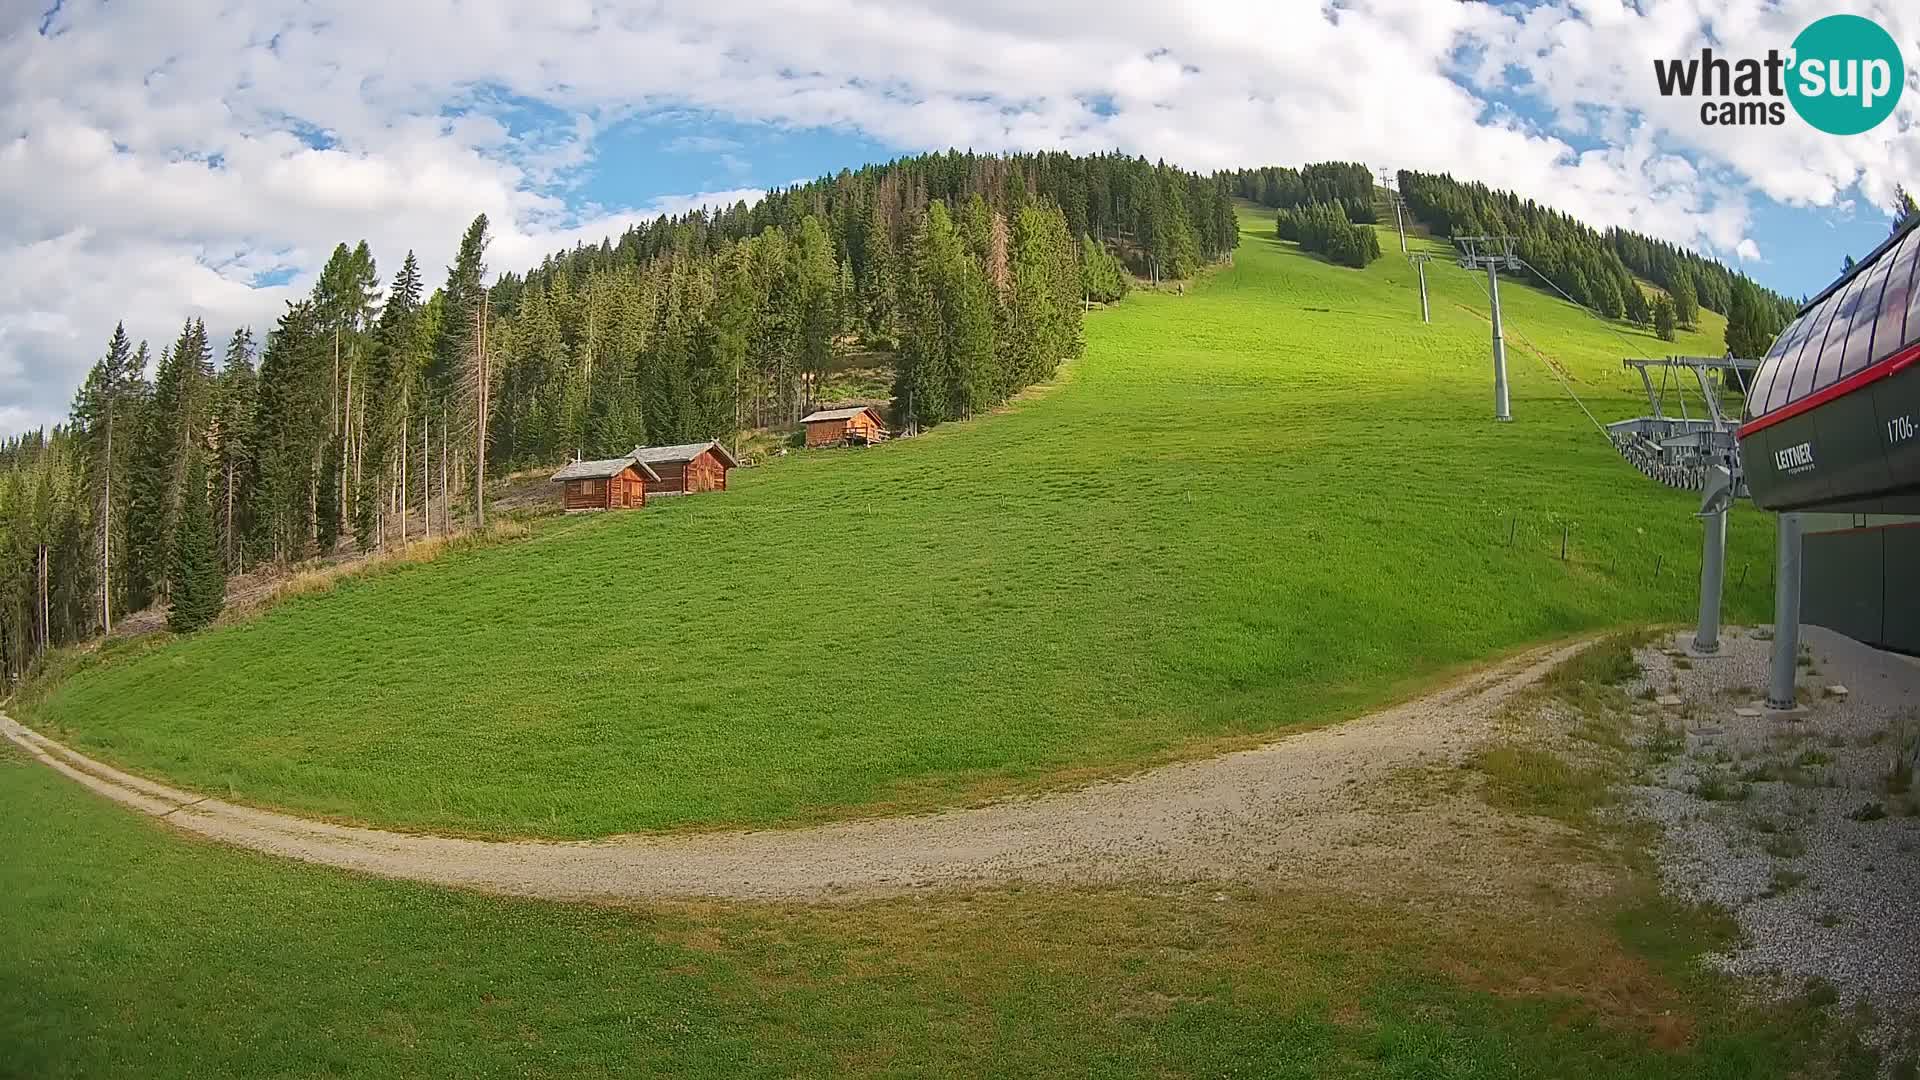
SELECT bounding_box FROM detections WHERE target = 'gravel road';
[1,641,1584,902]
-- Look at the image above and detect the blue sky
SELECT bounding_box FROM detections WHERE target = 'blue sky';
[1742,197,1905,301]
[2,0,1915,432]
[584,114,896,210]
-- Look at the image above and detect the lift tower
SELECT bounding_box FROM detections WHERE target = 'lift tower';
[1454,236,1520,422]
[1375,167,1408,255]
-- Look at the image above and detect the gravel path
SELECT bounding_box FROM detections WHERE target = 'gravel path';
[1,641,1583,902]
[1627,625,1920,1056]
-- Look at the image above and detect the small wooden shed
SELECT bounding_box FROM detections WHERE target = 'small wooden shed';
[550,453,659,511]
[632,441,739,496]
[801,406,889,448]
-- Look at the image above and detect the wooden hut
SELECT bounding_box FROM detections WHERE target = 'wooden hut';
[801,406,888,448]
[550,453,658,511]
[632,441,739,496]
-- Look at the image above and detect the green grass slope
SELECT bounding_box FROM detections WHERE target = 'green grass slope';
[28,208,1775,837]
[0,741,1866,1079]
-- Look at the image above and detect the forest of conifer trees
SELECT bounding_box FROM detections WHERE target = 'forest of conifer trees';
[0,148,1812,680]
[1393,169,1799,351]
[0,150,1241,677]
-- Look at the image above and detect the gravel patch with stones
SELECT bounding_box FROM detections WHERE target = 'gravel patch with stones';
[1626,625,1919,1060]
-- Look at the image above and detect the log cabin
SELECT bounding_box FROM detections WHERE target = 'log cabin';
[550,453,659,511]
[801,406,889,448]
[632,441,739,496]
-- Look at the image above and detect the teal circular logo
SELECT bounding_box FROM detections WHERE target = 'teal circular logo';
[1787,15,1905,135]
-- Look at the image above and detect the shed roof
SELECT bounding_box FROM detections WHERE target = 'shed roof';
[801,406,883,424]
[632,440,740,469]
[550,453,661,482]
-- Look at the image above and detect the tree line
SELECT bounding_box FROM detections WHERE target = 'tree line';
[1275,202,1383,268]
[0,149,1244,676]
[1394,170,1798,353]
[1223,163,1379,225]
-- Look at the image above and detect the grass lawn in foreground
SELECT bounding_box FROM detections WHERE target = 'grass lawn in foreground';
[26,209,1778,837]
[0,740,1871,1080]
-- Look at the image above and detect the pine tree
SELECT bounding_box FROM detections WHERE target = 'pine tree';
[441,216,494,527]
[1041,204,1085,369]
[127,319,214,606]
[946,247,996,419]
[1158,169,1201,279]
[862,197,900,343]
[1080,234,1128,303]
[314,435,343,552]
[1653,294,1677,342]
[211,329,258,572]
[254,301,330,561]
[1591,271,1624,320]
[792,216,839,415]
[70,324,141,631]
[1891,186,1919,236]
[1624,282,1651,326]
[700,245,757,440]
[643,261,696,441]
[1670,271,1700,328]
[358,251,424,550]
[1724,276,1786,357]
[438,216,491,392]
[165,452,223,633]
[893,207,953,430]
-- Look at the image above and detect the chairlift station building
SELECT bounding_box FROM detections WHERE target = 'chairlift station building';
[1738,214,1920,654]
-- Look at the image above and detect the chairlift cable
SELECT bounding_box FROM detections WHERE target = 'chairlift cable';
[1516,256,1662,363]
[1451,257,1602,440]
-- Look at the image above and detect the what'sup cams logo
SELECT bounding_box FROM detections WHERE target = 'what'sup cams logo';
[1654,14,1906,134]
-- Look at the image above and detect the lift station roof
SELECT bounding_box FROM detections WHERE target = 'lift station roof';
[1738,215,1920,514]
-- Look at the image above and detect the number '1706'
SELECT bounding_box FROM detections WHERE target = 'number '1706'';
[1891,415,1917,443]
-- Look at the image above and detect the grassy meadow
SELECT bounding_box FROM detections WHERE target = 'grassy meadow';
[25,208,1777,838]
[0,737,1872,1079]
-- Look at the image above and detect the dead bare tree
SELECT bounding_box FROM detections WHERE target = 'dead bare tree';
[99,416,113,634]
[439,406,448,536]
[459,294,492,530]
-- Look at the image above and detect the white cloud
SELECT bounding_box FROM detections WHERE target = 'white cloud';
[1,0,1913,430]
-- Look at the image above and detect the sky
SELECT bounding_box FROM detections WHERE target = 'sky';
[1,0,1916,435]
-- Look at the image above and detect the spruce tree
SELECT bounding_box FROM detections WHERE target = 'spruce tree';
[1624,282,1651,326]
[254,301,330,561]
[128,320,214,605]
[437,215,491,390]
[862,198,899,343]
[212,329,259,571]
[1042,205,1086,368]
[314,436,342,552]
[70,324,141,632]
[166,453,223,633]
[586,367,648,454]
[358,251,423,551]
[1891,186,1919,236]
[893,207,953,430]
[792,216,839,409]
[1158,170,1201,279]
[1670,272,1700,328]
[1653,294,1677,342]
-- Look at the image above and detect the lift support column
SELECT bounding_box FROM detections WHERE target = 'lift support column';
[1766,512,1802,710]
[1692,466,1731,655]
